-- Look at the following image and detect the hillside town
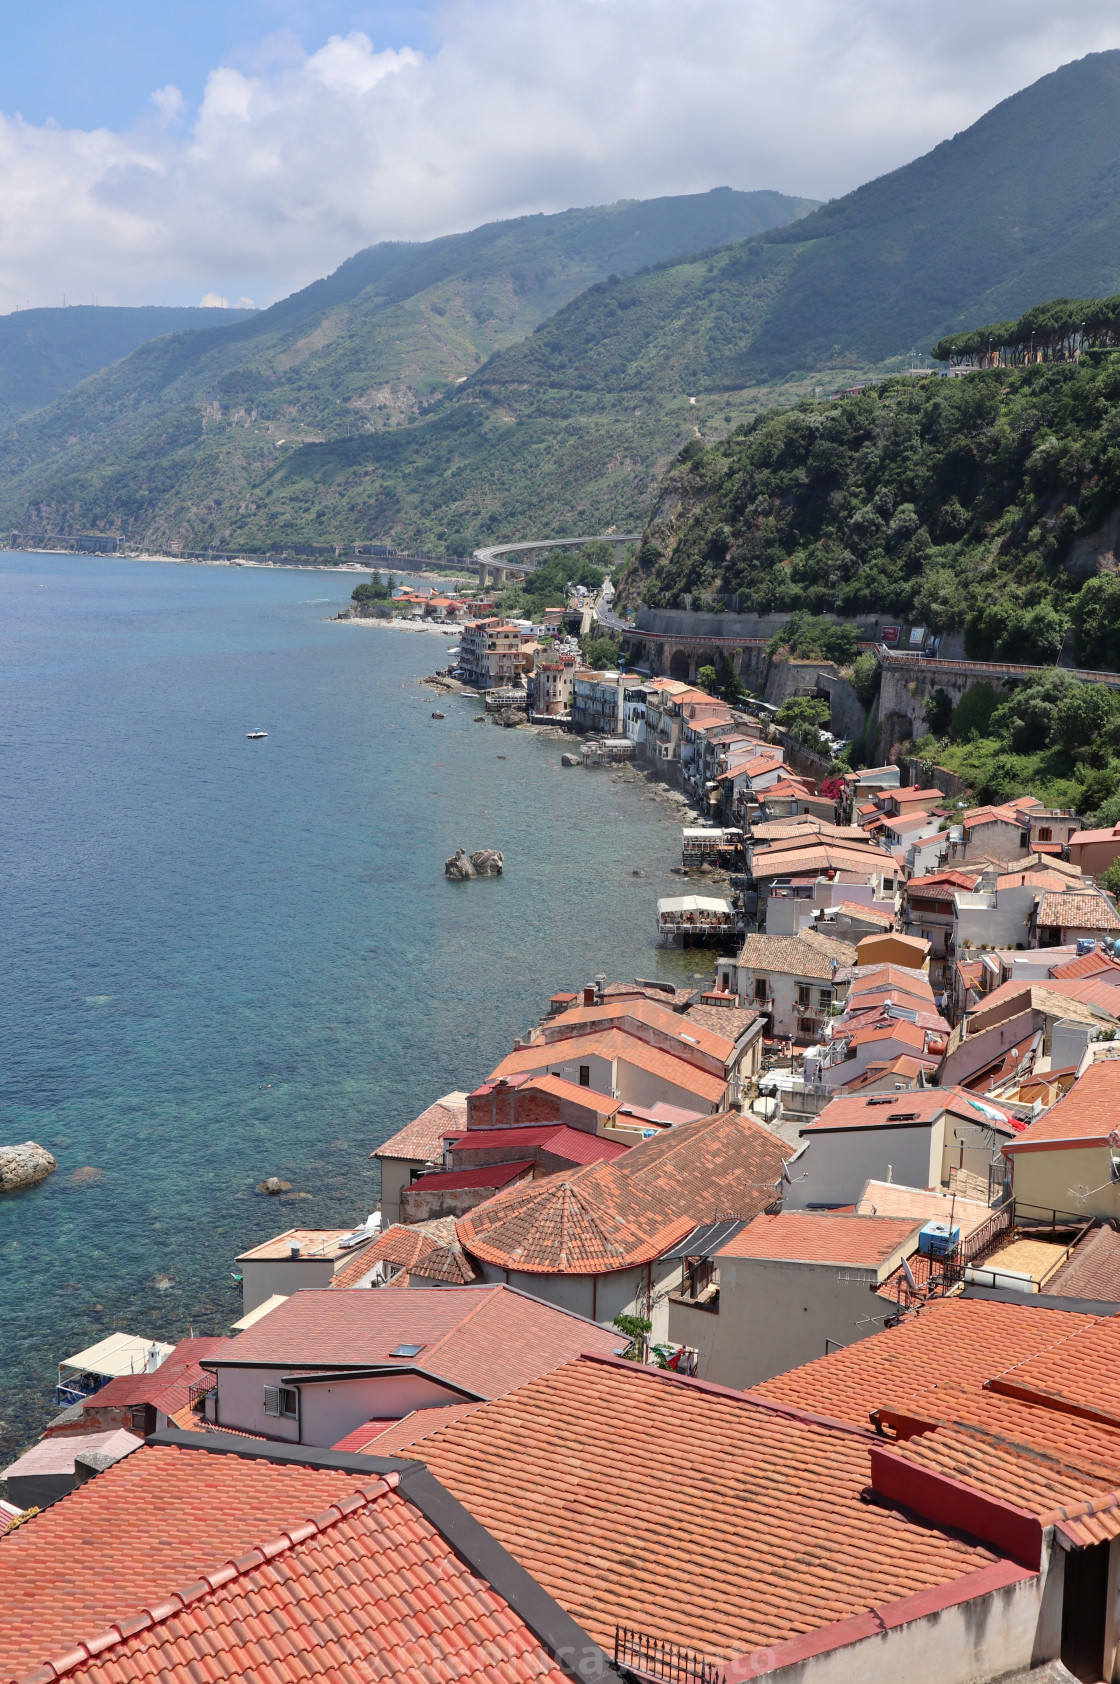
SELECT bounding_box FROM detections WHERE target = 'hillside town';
[9,582,1120,1684]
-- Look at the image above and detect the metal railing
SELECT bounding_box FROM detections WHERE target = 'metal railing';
[614,1626,725,1684]
[939,1199,1013,1288]
[188,1378,217,1411]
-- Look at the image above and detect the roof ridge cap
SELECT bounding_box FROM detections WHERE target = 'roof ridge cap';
[22,1473,396,1683]
[577,1352,876,1438]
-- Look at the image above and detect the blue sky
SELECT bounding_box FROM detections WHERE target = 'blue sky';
[0,1,432,128]
[1,1,1119,314]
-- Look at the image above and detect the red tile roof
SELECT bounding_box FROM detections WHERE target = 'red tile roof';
[406,1160,535,1193]
[1046,1225,1120,1302]
[208,1284,623,1396]
[756,1296,1101,1425]
[1049,951,1120,982]
[829,900,895,926]
[456,1111,787,1276]
[384,1353,1000,1663]
[373,1095,468,1163]
[0,1445,570,1684]
[542,998,734,1061]
[76,1338,228,1418]
[717,1212,921,1270]
[1004,1058,1120,1152]
[804,1087,1014,1136]
[447,1124,628,1165]
[1037,892,1120,932]
[487,1029,728,1105]
[329,1218,459,1289]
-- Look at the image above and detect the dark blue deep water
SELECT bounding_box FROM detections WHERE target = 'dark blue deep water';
[0,553,695,1455]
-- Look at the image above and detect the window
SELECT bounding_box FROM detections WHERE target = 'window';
[579,1065,590,1087]
[753,978,768,1002]
[390,1343,426,1358]
[818,988,832,1010]
[798,1018,817,1037]
[263,1385,298,1419]
[796,983,812,1008]
[1037,827,1052,843]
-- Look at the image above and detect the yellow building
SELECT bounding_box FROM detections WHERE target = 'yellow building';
[1003,1055,1120,1221]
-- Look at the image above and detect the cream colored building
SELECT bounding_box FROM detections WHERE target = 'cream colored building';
[1004,1053,1120,1220]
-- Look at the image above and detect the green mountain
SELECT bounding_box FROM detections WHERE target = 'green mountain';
[619,345,1120,672]
[0,188,815,549]
[148,46,1120,556]
[0,305,254,429]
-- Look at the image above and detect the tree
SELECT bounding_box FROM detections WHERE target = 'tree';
[697,664,718,693]
[612,1313,652,1361]
[579,634,620,671]
[1053,681,1120,761]
[949,683,999,742]
[1073,574,1120,670]
[1102,858,1120,897]
[924,687,953,736]
[351,573,390,603]
[851,652,881,708]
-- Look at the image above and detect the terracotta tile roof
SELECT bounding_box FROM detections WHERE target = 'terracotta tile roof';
[1037,892,1120,932]
[683,1002,763,1041]
[837,1054,929,1090]
[472,1071,623,1118]
[1070,823,1120,844]
[487,1029,728,1105]
[1046,1226,1120,1301]
[994,869,1071,891]
[716,1212,921,1270]
[1005,1058,1120,1151]
[757,1296,1101,1425]
[879,810,937,834]
[803,1087,1015,1136]
[971,1314,1120,1432]
[734,930,856,978]
[406,1243,479,1286]
[350,1401,485,1455]
[828,900,895,926]
[372,1094,469,1163]
[750,843,894,881]
[77,1338,228,1418]
[329,1218,460,1289]
[445,1123,629,1164]
[406,1160,535,1193]
[0,1445,570,1684]
[208,1283,623,1396]
[384,1353,999,1663]
[1050,951,1120,982]
[543,998,734,1061]
[456,1111,787,1276]
[966,977,1120,1026]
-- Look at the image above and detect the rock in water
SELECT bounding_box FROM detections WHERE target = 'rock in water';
[431,711,445,719]
[0,1142,57,1191]
[258,1176,292,1195]
[469,849,503,876]
[560,752,582,767]
[445,848,476,880]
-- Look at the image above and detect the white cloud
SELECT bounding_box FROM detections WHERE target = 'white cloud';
[1,0,1120,313]
[199,292,230,307]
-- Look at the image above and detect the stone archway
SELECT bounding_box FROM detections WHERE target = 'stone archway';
[669,649,691,682]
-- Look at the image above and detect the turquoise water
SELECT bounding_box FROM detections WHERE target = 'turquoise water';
[0,553,696,1457]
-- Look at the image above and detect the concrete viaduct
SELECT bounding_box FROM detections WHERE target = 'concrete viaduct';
[473,534,639,589]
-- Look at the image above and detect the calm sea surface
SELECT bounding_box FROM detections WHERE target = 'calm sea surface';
[0,553,698,1456]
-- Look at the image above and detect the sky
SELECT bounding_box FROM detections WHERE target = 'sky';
[3,0,1120,315]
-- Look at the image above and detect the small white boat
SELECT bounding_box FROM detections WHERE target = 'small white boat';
[246,731,268,740]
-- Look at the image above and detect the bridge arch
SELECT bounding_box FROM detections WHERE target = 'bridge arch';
[668,649,691,682]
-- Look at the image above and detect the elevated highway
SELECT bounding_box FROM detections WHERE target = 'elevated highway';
[473,533,639,589]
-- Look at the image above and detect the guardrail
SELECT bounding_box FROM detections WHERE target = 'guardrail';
[614,1625,725,1684]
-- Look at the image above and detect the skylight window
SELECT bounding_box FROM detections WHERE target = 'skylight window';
[389,1343,426,1358]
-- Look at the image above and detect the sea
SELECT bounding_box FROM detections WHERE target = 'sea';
[0,551,700,1458]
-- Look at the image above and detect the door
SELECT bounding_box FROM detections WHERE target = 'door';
[1061,1540,1110,1683]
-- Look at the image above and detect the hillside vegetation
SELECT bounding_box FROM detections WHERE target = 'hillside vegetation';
[0,305,255,430]
[0,189,814,552]
[619,351,1120,670]
[12,51,1120,555]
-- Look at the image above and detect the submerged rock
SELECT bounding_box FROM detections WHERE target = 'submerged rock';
[0,1142,57,1192]
[257,1176,292,1195]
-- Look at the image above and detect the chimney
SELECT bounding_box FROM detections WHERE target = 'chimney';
[583,985,595,1006]
[290,1243,301,1259]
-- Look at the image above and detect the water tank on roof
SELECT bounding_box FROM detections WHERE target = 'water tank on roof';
[918,1220,959,1259]
[1077,938,1097,956]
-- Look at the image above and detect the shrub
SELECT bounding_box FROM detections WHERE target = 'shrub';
[949,683,1000,742]
[851,652,881,708]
